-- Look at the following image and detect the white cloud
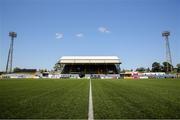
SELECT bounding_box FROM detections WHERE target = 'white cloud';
[75,33,84,38]
[56,33,64,39]
[98,27,110,33]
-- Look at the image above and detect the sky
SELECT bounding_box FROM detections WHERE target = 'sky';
[0,0,180,71]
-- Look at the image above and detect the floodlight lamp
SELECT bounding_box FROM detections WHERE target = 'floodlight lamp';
[9,32,17,38]
[162,31,170,37]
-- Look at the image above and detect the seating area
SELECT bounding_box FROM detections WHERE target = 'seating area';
[61,64,119,74]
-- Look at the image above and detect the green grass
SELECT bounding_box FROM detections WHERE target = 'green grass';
[1,78,180,119]
[92,78,180,119]
[0,79,89,119]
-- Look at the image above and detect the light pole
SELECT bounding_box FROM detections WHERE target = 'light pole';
[6,32,17,73]
[162,31,172,72]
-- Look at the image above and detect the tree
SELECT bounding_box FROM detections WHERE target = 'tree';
[120,69,133,73]
[162,62,173,72]
[152,62,161,72]
[39,69,47,73]
[177,64,180,73]
[146,67,151,72]
[54,63,61,71]
[121,69,126,73]
[136,67,145,72]
[13,67,21,73]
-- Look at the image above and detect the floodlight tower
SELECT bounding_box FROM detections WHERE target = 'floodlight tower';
[6,32,17,73]
[162,31,172,72]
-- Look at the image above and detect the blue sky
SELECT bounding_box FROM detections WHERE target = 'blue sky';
[0,0,180,71]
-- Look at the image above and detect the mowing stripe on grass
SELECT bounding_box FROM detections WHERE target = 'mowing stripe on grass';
[88,79,94,120]
[0,79,89,119]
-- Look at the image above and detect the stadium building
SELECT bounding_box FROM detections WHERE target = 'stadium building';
[56,56,121,79]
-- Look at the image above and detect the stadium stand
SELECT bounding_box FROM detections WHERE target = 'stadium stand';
[56,56,121,79]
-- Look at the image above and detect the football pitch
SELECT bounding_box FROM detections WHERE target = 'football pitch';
[0,79,180,119]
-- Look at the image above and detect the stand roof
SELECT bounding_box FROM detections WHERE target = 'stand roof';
[59,56,121,64]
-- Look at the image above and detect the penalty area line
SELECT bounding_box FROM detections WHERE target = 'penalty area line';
[88,79,94,120]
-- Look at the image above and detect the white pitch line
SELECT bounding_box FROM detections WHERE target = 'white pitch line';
[88,79,94,120]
